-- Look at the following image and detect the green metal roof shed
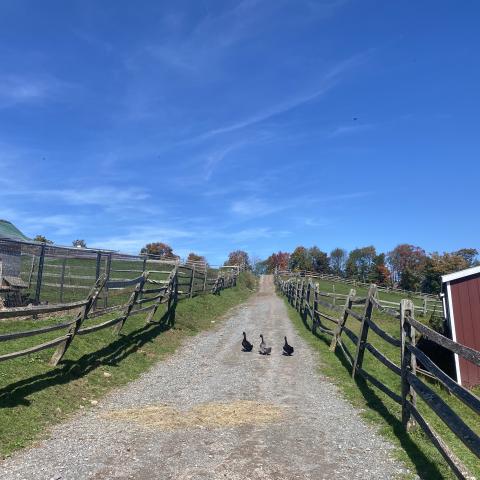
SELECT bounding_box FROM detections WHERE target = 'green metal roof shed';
[0,220,30,241]
[0,220,30,280]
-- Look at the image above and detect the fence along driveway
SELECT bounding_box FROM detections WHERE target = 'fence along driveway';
[0,261,238,371]
[276,274,480,480]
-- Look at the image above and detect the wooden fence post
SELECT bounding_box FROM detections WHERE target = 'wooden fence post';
[34,244,45,304]
[332,284,336,307]
[167,265,178,311]
[292,279,296,307]
[95,252,102,281]
[50,275,106,366]
[104,253,112,309]
[352,284,377,379]
[189,265,195,298]
[93,253,102,311]
[299,279,305,312]
[303,281,310,323]
[312,283,320,334]
[146,265,178,323]
[59,257,67,303]
[330,288,356,351]
[203,267,207,293]
[401,299,417,431]
[114,272,148,334]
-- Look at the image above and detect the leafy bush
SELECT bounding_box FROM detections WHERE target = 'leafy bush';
[238,271,257,290]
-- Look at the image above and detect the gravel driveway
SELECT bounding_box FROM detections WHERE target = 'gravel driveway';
[0,275,409,479]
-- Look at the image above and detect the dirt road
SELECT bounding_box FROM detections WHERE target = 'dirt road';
[0,276,407,479]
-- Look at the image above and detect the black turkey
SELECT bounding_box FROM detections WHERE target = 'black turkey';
[242,331,253,352]
[283,336,294,356]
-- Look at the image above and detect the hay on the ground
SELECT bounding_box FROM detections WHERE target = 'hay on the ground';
[105,400,284,430]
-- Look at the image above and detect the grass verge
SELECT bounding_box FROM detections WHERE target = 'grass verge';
[0,272,256,458]
[280,292,479,480]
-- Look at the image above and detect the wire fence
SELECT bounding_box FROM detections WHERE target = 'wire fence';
[0,237,234,309]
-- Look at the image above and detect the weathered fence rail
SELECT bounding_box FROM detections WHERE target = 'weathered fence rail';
[0,264,238,370]
[276,274,480,480]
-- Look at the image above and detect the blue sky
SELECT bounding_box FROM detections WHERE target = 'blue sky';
[0,1,479,265]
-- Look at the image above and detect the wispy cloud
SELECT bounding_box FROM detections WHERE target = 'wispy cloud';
[90,225,194,252]
[186,51,372,143]
[328,123,374,137]
[0,183,150,209]
[230,191,371,220]
[22,214,83,236]
[0,74,71,108]
[231,197,283,217]
[202,141,246,180]
[46,187,150,208]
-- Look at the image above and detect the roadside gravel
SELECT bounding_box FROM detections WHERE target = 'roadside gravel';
[0,275,409,479]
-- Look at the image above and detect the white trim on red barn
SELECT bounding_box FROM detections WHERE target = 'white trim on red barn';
[441,265,480,283]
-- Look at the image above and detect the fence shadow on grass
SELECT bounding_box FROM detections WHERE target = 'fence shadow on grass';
[293,304,445,480]
[0,306,176,409]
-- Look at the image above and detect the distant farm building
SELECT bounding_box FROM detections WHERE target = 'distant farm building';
[442,266,480,387]
[0,220,30,305]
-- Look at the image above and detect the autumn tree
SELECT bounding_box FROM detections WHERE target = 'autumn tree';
[225,250,250,269]
[289,246,312,272]
[72,239,87,248]
[422,252,470,294]
[309,246,329,273]
[34,235,53,244]
[368,253,391,286]
[187,252,206,263]
[140,242,177,258]
[387,244,426,285]
[265,251,290,273]
[453,248,478,267]
[329,248,347,276]
[345,246,376,281]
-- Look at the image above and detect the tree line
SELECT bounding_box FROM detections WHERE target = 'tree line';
[255,245,478,294]
[31,235,478,295]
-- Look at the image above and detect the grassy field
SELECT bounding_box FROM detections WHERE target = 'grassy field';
[0,271,256,458]
[280,284,479,479]
[311,277,442,314]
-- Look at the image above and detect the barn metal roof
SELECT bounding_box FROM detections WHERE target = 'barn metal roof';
[0,220,30,241]
[442,265,480,283]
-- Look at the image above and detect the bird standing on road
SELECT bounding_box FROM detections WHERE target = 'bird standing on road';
[242,331,253,352]
[259,334,272,355]
[283,336,294,356]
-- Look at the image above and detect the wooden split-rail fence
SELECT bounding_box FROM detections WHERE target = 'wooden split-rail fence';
[0,264,238,369]
[276,270,443,317]
[276,275,480,480]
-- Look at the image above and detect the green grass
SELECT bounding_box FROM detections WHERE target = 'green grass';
[280,287,479,479]
[299,276,442,312]
[0,272,256,458]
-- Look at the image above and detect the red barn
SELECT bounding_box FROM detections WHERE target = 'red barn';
[442,266,480,387]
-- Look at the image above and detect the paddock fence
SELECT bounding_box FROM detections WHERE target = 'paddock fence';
[276,274,480,480]
[0,237,238,372]
[276,270,444,318]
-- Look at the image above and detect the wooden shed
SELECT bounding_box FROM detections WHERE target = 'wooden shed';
[442,266,480,387]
